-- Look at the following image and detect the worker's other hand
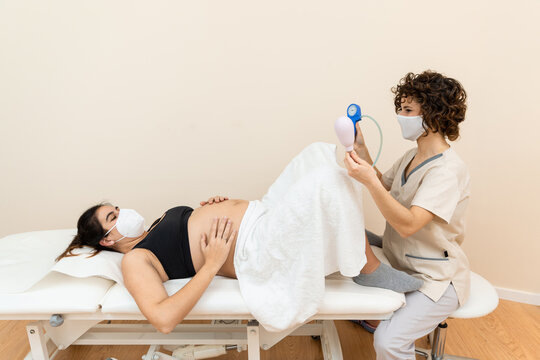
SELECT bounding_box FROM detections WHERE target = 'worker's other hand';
[353,122,367,149]
[352,122,373,163]
[200,196,229,207]
[200,217,236,273]
[344,151,378,186]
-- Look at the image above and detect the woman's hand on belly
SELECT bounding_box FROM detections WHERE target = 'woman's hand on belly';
[200,217,237,273]
[188,200,248,276]
[200,195,229,207]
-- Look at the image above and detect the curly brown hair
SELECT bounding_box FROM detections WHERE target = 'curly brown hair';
[392,70,467,141]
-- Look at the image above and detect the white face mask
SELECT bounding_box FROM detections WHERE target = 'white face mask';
[397,115,426,141]
[104,208,145,244]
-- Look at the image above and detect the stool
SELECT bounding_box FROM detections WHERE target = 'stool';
[416,272,499,360]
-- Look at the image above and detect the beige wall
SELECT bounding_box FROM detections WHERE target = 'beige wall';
[1,1,539,295]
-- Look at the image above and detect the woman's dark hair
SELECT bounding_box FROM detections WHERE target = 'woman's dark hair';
[56,203,113,261]
[392,70,467,141]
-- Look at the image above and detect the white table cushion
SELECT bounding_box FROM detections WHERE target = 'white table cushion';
[0,272,114,315]
[101,276,248,315]
[101,245,405,317]
[319,279,404,316]
[451,272,499,318]
[100,276,405,317]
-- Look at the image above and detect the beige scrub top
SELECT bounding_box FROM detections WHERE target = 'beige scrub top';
[381,147,471,306]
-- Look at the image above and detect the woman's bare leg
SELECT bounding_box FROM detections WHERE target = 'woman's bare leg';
[360,234,381,274]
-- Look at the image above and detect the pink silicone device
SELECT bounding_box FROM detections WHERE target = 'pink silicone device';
[334,115,354,151]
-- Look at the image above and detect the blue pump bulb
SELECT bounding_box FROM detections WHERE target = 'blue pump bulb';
[345,103,383,168]
[347,104,362,136]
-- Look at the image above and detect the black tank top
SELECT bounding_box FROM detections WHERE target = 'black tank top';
[134,206,196,279]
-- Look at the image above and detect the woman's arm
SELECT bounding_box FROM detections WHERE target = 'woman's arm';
[344,152,433,237]
[123,217,236,333]
[353,122,389,190]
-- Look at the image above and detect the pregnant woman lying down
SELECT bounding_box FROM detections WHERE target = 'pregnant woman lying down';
[57,143,421,333]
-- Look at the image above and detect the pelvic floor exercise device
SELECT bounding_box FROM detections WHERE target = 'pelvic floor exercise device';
[334,103,383,167]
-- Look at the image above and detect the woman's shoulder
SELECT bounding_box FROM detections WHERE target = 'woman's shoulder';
[425,149,471,192]
[123,248,152,265]
[123,248,169,281]
[440,148,469,177]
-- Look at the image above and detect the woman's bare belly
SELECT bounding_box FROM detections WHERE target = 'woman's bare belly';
[187,199,249,278]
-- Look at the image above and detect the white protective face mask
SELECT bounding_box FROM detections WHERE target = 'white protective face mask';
[104,208,145,244]
[397,115,426,141]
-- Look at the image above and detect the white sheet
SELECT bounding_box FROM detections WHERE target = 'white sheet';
[234,142,367,332]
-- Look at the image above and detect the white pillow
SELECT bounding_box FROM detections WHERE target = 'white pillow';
[51,246,124,286]
[0,229,124,293]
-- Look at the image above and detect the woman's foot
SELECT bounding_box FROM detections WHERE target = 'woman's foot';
[353,262,423,293]
[350,319,380,334]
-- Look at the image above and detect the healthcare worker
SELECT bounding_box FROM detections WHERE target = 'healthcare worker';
[344,70,471,359]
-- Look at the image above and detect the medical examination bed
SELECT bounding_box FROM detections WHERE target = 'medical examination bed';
[0,230,498,360]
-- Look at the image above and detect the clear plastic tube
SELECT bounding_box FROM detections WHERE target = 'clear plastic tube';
[360,114,383,168]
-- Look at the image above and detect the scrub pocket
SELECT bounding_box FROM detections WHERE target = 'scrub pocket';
[405,253,454,281]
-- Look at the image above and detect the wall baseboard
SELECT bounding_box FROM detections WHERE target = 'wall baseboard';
[495,287,540,306]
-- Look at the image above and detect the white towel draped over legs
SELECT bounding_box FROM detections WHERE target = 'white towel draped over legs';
[234,142,366,332]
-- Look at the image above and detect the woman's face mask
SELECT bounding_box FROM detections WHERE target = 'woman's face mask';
[397,115,426,141]
[104,208,145,244]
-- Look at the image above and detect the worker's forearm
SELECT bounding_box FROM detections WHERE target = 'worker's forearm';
[355,145,384,185]
[365,180,415,238]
